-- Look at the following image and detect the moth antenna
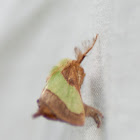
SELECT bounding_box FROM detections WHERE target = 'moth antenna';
[77,34,98,64]
[74,47,82,61]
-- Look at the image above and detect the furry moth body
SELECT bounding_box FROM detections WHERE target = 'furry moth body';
[33,35,103,128]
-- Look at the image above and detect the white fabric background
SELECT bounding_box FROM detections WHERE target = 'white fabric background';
[0,0,140,140]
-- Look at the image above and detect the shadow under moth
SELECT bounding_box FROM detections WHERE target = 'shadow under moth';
[33,34,103,128]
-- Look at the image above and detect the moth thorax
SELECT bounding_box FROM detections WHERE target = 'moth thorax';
[62,60,85,90]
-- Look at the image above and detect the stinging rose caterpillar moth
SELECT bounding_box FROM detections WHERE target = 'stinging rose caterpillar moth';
[33,34,103,128]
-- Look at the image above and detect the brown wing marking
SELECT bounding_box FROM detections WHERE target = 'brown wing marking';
[34,89,85,126]
[33,101,58,120]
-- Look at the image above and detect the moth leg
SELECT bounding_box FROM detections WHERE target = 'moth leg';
[84,104,103,128]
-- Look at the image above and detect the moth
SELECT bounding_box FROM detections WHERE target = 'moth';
[33,34,103,128]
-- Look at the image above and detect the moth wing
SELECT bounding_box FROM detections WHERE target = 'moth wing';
[41,89,85,126]
[44,71,85,125]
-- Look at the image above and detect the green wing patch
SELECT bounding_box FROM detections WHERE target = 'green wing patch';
[45,71,84,114]
[49,66,59,75]
[49,58,71,75]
